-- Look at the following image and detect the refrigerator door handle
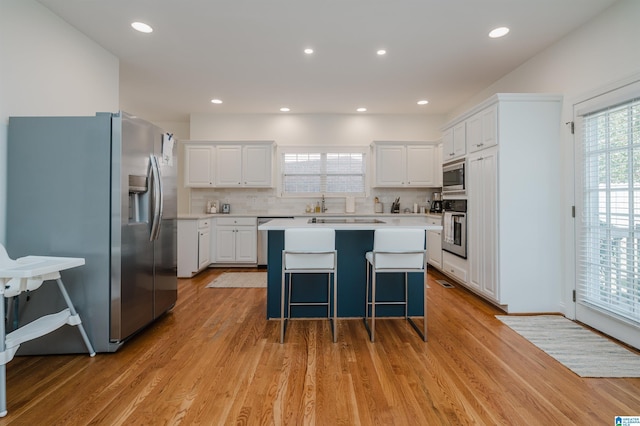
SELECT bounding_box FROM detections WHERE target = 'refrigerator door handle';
[149,154,164,241]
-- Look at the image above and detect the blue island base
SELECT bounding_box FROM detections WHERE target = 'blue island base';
[266,230,425,319]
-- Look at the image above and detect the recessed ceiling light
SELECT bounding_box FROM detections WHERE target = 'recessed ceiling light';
[304,48,314,54]
[280,107,290,112]
[357,107,367,112]
[131,22,153,33]
[488,27,510,38]
[376,49,387,56]
[417,100,429,105]
[211,99,223,104]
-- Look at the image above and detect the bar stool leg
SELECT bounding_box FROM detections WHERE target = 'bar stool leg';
[365,262,370,325]
[280,267,286,344]
[333,271,337,343]
[423,270,428,341]
[371,270,376,343]
[404,272,408,319]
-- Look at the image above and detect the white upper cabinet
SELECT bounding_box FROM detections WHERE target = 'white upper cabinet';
[215,145,243,186]
[216,143,273,187]
[184,143,216,187]
[467,104,498,153]
[375,144,405,186]
[406,145,436,186]
[242,144,273,186]
[442,123,466,161]
[372,142,436,187]
[184,141,274,188]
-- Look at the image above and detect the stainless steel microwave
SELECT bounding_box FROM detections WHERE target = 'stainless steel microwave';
[442,159,465,193]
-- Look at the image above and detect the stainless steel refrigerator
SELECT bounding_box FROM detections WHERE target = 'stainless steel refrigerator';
[6,111,177,353]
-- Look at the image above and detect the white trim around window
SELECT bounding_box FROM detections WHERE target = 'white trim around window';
[277,146,369,198]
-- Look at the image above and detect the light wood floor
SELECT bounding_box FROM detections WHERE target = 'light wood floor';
[0,267,639,425]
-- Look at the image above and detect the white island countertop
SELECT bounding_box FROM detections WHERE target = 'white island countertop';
[259,217,442,231]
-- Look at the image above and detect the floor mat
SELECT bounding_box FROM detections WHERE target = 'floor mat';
[206,272,267,288]
[496,315,640,377]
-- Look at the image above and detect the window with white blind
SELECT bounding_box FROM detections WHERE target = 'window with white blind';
[279,148,367,197]
[576,86,640,328]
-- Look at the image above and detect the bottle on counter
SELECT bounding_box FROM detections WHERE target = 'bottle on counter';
[315,202,321,213]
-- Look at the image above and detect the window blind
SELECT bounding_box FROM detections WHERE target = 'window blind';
[577,96,640,324]
[281,150,366,196]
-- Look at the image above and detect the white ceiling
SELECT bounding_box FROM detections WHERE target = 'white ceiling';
[37,0,617,122]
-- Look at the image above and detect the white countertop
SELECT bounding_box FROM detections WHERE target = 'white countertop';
[259,217,442,231]
[179,212,442,220]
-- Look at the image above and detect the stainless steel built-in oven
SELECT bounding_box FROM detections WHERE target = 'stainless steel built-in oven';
[442,199,467,258]
[442,159,465,193]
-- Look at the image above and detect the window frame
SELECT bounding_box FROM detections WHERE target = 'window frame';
[573,76,640,350]
[277,146,369,198]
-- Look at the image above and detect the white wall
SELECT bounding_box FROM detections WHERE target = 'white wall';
[190,113,445,145]
[0,0,119,245]
[449,0,640,316]
[451,0,640,116]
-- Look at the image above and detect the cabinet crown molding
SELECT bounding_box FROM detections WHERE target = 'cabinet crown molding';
[371,140,439,147]
[441,93,563,131]
[181,140,275,146]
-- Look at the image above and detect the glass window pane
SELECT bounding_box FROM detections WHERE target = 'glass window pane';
[281,150,366,196]
[578,97,640,324]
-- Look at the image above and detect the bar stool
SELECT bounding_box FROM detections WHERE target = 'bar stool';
[281,228,337,343]
[364,228,427,342]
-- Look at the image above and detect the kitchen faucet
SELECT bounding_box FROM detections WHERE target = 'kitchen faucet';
[321,194,327,213]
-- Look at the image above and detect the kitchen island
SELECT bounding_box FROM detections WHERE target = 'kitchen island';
[259,217,442,319]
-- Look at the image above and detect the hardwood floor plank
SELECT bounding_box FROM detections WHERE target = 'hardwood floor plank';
[0,266,638,425]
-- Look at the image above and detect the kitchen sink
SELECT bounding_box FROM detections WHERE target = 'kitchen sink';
[308,218,386,224]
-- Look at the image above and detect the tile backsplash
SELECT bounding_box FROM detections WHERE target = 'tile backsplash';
[189,187,441,215]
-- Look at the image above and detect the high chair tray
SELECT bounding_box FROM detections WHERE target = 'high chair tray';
[0,256,85,279]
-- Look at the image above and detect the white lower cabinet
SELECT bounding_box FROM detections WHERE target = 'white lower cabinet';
[214,217,257,264]
[442,251,468,284]
[198,222,211,270]
[426,216,442,270]
[177,218,211,277]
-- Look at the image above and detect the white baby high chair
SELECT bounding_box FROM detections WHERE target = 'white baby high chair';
[0,244,95,417]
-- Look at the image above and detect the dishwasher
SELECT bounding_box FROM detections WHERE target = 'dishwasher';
[258,217,293,267]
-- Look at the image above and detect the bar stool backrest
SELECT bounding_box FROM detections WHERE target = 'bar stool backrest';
[284,228,336,270]
[371,228,425,269]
